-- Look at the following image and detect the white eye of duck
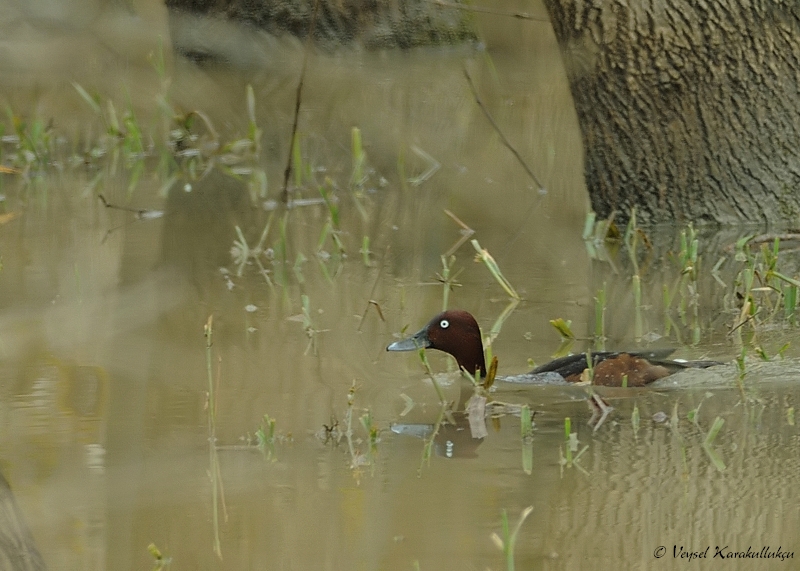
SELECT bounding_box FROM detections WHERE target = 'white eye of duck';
[440,319,450,329]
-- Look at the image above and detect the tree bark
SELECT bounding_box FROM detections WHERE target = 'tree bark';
[542,0,800,225]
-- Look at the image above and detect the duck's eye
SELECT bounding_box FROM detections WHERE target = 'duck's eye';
[440,319,450,329]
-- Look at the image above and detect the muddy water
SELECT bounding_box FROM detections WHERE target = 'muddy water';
[0,1,798,570]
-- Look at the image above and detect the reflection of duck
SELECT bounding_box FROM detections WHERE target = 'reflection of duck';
[387,310,720,387]
[391,413,484,459]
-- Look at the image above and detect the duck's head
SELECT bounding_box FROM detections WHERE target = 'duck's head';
[386,310,487,377]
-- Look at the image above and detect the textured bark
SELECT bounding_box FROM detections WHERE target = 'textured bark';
[542,0,800,224]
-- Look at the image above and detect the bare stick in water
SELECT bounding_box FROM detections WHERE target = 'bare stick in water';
[463,68,545,193]
[427,0,549,22]
[281,0,322,205]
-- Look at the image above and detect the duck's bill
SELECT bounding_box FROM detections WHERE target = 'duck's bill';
[386,329,431,352]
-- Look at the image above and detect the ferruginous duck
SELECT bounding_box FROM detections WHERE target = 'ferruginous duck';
[386,310,719,387]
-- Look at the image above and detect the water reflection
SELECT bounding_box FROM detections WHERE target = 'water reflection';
[0,470,45,571]
[0,1,798,570]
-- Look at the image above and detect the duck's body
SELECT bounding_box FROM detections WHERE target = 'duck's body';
[387,310,719,387]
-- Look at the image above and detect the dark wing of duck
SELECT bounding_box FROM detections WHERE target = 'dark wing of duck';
[530,349,679,378]
[531,349,723,378]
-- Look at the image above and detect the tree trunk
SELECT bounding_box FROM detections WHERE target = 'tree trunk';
[541,0,800,225]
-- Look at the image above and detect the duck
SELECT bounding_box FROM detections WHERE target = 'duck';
[386,309,720,387]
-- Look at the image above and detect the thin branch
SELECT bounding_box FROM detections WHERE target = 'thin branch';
[358,245,390,331]
[463,68,546,192]
[443,209,475,257]
[281,0,322,205]
[428,0,549,22]
[723,232,800,253]
[97,194,165,243]
[98,193,148,216]
[98,193,164,220]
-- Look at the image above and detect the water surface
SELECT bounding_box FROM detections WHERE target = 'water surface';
[0,1,798,570]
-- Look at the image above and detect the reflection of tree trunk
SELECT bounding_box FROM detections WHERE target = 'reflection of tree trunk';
[542,0,800,224]
[165,0,475,50]
[0,472,46,571]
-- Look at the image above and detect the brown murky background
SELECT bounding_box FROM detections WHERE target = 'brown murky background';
[0,1,799,570]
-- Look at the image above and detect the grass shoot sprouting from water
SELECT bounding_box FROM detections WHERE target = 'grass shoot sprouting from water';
[624,208,647,341]
[471,239,520,300]
[674,224,701,344]
[287,294,326,355]
[593,283,607,351]
[520,405,534,475]
[411,343,458,473]
[360,235,371,267]
[437,254,463,311]
[148,543,172,571]
[344,382,365,477]
[255,414,277,459]
[3,108,54,174]
[406,145,441,187]
[231,217,274,284]
[548,317,575,358]
[325,381,379,483]
[350,127,368,219]
[490,506,533,571]
[686,392,713,426]
[668,401,689,479]
[559,417,588,475]
[702,416,726,472]
[480,300,520,378]
[204,316,225,559]
[318,382,378,483]
[318,181,341,236]
[443,209,476,257]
